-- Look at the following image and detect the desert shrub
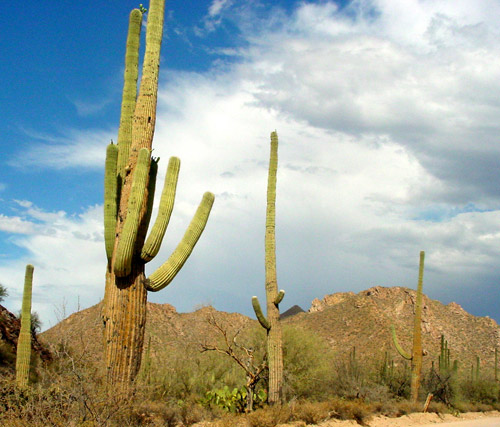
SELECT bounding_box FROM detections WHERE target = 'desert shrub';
[327,398,373,423]
[282,325,336,400]
[460,377,499,405]
[0,342,16,371]
[246,404,292,427]
[422,368,459,406]
[289,400,331,424]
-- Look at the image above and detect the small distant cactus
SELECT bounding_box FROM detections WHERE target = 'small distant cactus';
[16,264,34,388]
[391,251,425,402]
[438,335,457,376]
[252,131,285,405]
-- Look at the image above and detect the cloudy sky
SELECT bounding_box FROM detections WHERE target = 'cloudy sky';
[1,0,500,330]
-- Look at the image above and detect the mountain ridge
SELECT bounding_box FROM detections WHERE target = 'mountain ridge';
[37,285,500,377]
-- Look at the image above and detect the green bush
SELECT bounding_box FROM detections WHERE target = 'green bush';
[282,325,336,400]
[460,378,499,405]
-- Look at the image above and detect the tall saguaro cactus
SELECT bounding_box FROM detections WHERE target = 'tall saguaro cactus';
[252,131,285,405]
[102,0,214,385]
[16,264,34,388]
[391,251,425,402]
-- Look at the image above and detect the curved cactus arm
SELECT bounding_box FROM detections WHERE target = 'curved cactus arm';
[141,156,180,262]
[116,9,142,178]
[16,264,34,388]
[274,289,285,305]
[104,143,118,262]
[114,148,150,277]
[252,296,270,330]
[142,156,159,234]
[146,191,214,291]
[391,324,412,360]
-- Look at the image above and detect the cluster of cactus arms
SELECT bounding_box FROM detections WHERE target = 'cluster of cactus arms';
[438,335,457,375]
[391,251,425,402]
[16,264,34,388]
[252,131,285,405]
[102,0,214,385]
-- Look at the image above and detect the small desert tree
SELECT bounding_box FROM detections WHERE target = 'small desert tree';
[0,283,7,302]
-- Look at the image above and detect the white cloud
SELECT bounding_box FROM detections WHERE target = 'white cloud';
[0,214,37,234]
[0,203,105,330]
[10,128,113,170]
[208,0,232,17]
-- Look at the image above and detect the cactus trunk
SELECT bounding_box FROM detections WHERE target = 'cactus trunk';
[16,264,34,388]
[101,0,214,386]
[391,251,425,403]
[409,251,424,402]
[252,131,284,405]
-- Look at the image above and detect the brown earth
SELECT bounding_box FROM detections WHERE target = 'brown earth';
[192,411,500,426]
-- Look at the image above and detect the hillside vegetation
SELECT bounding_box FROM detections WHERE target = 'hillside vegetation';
[2,286,500,425]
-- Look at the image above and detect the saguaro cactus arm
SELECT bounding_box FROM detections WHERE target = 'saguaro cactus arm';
[145,191,215,291]
[252,296,270,330]
[391,324,412,360]
[274,289,285,305]
[16,264,34,388]
[114,148,151,277]
[104,143,118,262]
[141,156,180,262]
[116,9,142,177]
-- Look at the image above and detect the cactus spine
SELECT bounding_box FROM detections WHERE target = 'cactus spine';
[16,264,34,388]
[102,1,214,385]
[252,131,285,404]
[391,251,425,402]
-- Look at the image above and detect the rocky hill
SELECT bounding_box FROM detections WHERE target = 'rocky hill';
[38,286,500,378]
[288,286,500,372]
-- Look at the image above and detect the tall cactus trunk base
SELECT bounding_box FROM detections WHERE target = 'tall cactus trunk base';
[267,314,283,404]
[103,263,147,384]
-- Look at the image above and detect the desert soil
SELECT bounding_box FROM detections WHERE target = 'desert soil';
[194,411,500,427]
[296,411,500,426]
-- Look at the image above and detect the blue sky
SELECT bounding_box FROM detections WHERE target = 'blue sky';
[2,0,500,331]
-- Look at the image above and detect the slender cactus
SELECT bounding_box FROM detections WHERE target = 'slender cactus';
[102,1,214,385]
[252,131,285,405]
[15,264,34,388]
[391,251,425,402]
[495,347,498,381]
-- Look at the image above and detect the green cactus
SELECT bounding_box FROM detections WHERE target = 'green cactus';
[438,335,457,377]
[102,0,214,385]
[391,251,425,402]
[495,347,498,381]
[252,131,285,405]
[16,264,34,388]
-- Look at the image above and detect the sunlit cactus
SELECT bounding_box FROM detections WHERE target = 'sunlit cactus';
[252,131,285,405]
[391,251,425,402]
[15,264,34,388]
[102,0,214,385]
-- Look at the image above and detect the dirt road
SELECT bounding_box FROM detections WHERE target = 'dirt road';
[419,417,500,426]
[363,411,500,427]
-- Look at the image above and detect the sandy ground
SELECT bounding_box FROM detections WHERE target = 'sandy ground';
[194,411,500,427]
[299,411,500,426]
